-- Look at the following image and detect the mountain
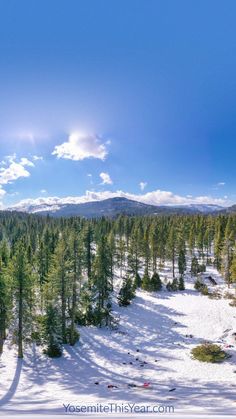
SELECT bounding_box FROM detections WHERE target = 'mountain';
[220,204,236,214]
[180,204,224,213]
[7,197,225,218]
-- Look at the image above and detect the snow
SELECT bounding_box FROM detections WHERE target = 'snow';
[0,263,236,417]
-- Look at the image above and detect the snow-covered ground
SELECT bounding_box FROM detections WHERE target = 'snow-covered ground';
[0,263,236,417]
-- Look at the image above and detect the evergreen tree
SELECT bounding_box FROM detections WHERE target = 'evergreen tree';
[127,225,142,278]
[167,226,176,278]
[118,276,135,306]
[149,272,162,291]
[83,224,93,281]
[178,247,186,276]
[178,276,185,291]
[47,239,69,344]
[191,256,199,276]
[141,268,151,291]
[171,277,179,291]
[12,243,34,358]
[133,272,142,289]
[0,258,11,355]
[92,236,113,326]
[43,304,62,357]
[117,237,126,278]
[150,222,159,272]
[68,231,82,346]
[230,250,236,291]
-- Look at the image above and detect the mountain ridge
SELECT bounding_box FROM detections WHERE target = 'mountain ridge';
[5,196,231,218]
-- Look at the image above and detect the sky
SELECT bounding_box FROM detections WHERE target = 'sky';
[0,0,236,209]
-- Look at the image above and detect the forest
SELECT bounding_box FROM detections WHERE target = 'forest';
[0,211,236,359]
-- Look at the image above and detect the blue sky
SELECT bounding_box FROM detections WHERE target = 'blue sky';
[0,0,236,208]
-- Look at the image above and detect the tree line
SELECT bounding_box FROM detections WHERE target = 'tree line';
[0,211,236,358]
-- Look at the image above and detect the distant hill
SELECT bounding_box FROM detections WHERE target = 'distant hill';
[6,197,226,218]
[220,204,236,214]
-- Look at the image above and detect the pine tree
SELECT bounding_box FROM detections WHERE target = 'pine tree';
[133,272,142,289]
[46,239,70,344]
[167,226,176,278]
[92,236,113,326]
[142,227,150,273]
[178,247,186,276]
[230,250,236,291]
[127,224,142,278]
[149,272,162,291]
[188,224,195,255]
[141,268,151,291]
[0,258,11,355]
[178,276,185,291]
[68,231,82,346]
[191,256,198,276]
[117,237,126,278]
[43,304,62,357]
[12,243,34,358]
[118,276,135,306]
[107,231,116,288]
[171,277,179,291]
[83,224,93,281]
[214,219,224,270]
[150,222,159,273]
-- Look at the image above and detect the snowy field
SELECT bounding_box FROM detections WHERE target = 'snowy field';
[0,263,236,417]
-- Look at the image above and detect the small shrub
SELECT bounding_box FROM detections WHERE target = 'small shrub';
[200,285,209,295]
[166,278,180,292]
[171,278,179,291]
[194,279,204,290]
[66,327,80,346]
[194,279,209,295]
[229,298,236,307]
[208,290,222,300]
[198,264,206,273]
[191,343,229,363]
[166,281,172,291]
[43,342,62,358]
[224,291,235,300]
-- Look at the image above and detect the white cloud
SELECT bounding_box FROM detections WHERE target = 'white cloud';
[0,156,35,186]
[217,182,225,186]
[5,154,17,163]
[9,188,231,212]
[139,181,147,191]
[20,157,35,167]
[100,172,113,185]
[40,189,47,194]
[52,132,109,161]
[0,162,31,185]
[33,155,43,161]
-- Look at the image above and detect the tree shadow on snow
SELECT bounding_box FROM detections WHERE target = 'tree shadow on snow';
[0,358,22,407]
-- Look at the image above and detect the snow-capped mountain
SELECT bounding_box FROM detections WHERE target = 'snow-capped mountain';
[6,197,226,218]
